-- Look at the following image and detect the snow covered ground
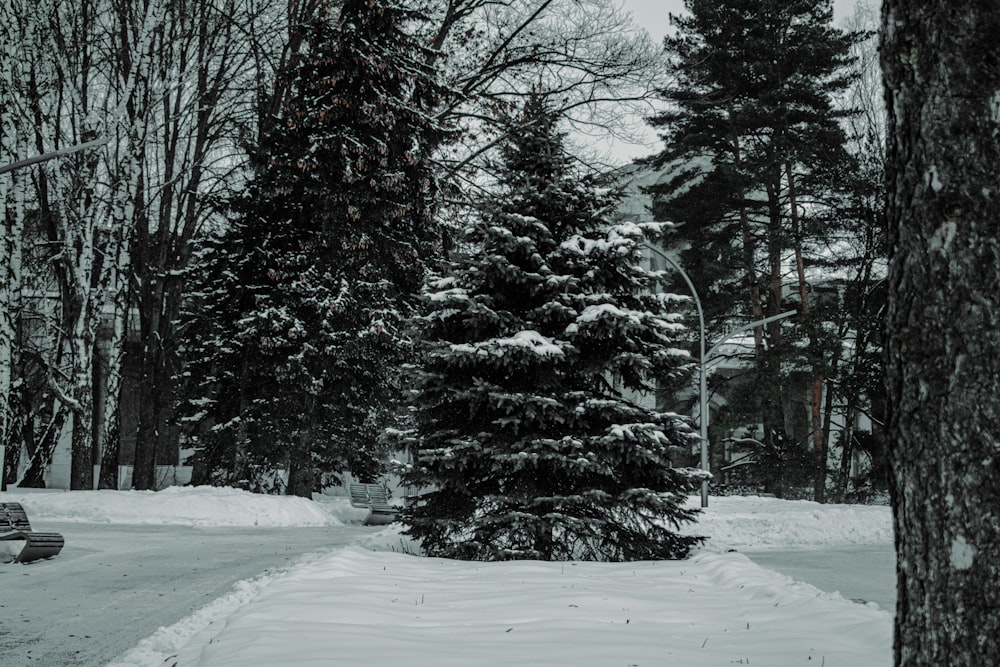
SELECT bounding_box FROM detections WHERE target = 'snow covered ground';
[680,493,893,550]
[4,487,894,666]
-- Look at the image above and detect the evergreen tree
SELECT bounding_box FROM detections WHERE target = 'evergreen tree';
[645,0,862,498]
[401,97,706,561]
[177,0,444,496]
[176,226,277,491]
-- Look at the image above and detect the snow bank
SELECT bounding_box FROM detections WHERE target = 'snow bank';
[4,486,344,527]
[7,487,893,549]
[325,494,894,555]
[170,546,890,667]
[682,494,893,551]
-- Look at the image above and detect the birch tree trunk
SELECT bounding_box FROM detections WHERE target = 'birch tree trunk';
[96,136,144,490]
[97,155,141,489]
[40,0,104,491]
[7,0,159,491]
[0,139,27,492]
[1,2,42,490]
[882,1,1000,663]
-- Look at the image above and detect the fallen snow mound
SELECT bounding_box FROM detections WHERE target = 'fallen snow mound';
[5,486,343,527]
[4,486,893,548]
[684,494,893,550]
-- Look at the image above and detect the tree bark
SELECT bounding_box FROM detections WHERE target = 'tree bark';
[759,177,789,496]
[786,159,827,502]
[882,1,1000,663]
[19,407,68,488]
[98,290,128,490]
[287,426,315,499]
[732,129,766,353]
[132,338,162,490]
[0,137,27,491]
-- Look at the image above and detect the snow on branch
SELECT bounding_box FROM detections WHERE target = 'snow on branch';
[449,329,565,358]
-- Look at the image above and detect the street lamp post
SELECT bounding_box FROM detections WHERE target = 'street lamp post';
[0,136,109,176]
[643,243,795,507]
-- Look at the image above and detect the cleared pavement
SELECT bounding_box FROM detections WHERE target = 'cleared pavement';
[743,545,896,609]
[0,521,372,666]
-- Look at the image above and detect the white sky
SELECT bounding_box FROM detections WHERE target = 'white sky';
[622,0,867,41]
[604,0,871,162]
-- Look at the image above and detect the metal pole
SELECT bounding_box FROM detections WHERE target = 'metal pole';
[0,136,109,176]
[642,244,710,506]
[706,310,799,360]
[644,244,797,508]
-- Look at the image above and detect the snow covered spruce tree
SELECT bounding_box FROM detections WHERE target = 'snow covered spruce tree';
[177,0,444,496]
[401,97,706,561]
[176,227,278,491]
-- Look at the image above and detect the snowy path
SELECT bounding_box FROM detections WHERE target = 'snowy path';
[0,521,370,666]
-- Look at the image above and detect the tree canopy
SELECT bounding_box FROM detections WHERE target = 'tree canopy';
[178,0,446,495]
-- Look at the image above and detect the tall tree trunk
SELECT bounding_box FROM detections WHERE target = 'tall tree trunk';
[732,130,766,353]
[0,141,27,491]
[68,331,96,490]
[785,160,826,502]
[99,125,144,491]
[882,1,1000,663]
[0,247,24,491]
[133,339,162,490]
[0,16,31,488]
[287,400,316,498]
[98,287,129,490]
[287,450,314,498]
[760,177,788,496]
[833,405,857,501]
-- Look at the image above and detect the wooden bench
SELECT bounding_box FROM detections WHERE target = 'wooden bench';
[348,483,398,526]
[0,502,65,564]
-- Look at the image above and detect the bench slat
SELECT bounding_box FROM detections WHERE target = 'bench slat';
[346,483,398,525]
[0,502,65,563]
[0,503,34,532]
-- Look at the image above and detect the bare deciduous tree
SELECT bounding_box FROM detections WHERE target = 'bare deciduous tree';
[428,0,661,183]
[0,4,33,488]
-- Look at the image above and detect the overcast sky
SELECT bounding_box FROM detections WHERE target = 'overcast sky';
[601,0,870,162]
[621,0,866,41]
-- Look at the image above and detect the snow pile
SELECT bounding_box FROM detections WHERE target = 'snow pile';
[683,495,893,551]
[6,485,344,527]
[8,486,893,550]
[162,546,890,667]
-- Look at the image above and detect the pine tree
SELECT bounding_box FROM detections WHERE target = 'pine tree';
[401,97,706,561]
[645,0,862,498]
[177,0,444,496]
